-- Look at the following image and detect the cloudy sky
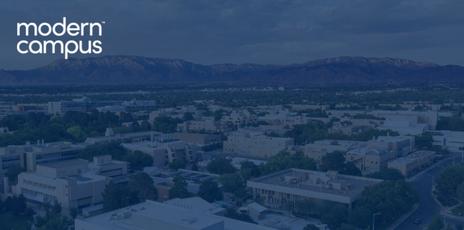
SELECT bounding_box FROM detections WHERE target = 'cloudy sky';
[0,0,463,69]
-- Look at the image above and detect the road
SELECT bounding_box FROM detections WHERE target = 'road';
[395,155,462,229]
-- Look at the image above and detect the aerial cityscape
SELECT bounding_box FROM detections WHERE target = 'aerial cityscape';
[1,0,464,230]
[0,84,463,230]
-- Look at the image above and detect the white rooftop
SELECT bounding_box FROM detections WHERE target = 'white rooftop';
[75,200,273,230]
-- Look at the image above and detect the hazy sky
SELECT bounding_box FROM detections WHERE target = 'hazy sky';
[0,0,463,69]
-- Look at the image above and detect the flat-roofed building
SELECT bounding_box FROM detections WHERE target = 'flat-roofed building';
[85,131,158,145]
[75,200,273,230]
[0,141,87,174]
[345,136,414,175]
[223,128,294,159]
[388,150,436,177]
[23,141,88,172]
[345,143,393,175]
[48,98,89,115]
[144,168,219,200]
[247,169,382,210]
[122,135,198,168]
[173,132,222,150]
[177,117,225,133]
[376,135,415,156]
[89,155,128,184]
[15,159,107,214]
[165,197,226,215]
[302,140,362,162]
[430,130,464,153]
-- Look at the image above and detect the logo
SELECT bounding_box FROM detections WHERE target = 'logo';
[16,17,104,59]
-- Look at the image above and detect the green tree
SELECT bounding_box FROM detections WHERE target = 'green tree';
[3,195,28,215]
[152,116,180,133]
[319,152,361,176]
[36,215,71,230]
[66,125,86,141]
[198,180,223,202]
[320,204,348,229]
[349,180,418,228]
[368,168,404,180]
[183,112,194,121]
[286,121,328,144]
[239,161,261,180]
[169,157,187,170]
[124,151,153,170]
[436,164,464,203]
[129,172,158,201]
[427,216,444,230]
[415,133,434,150]
[102,183,139,211]
[219,173,247,198]
[5,165,24,184]
[207,157,236,174]
[320,151,346,171]
[261,152,316,174]
[169,176,191,199]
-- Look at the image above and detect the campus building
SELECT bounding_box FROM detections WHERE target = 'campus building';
[15,159,107,214]
[247,169,382,210]
[388,150,436,177]
[223,128,294,159]
[75,200,273,230]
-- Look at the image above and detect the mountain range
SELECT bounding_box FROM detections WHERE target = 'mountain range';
[1,56,463,86]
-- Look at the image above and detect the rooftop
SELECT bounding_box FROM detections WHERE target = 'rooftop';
[39,159,89,169]
[76,200,273,230]
[248,168,382,203]
[388,150,436,165]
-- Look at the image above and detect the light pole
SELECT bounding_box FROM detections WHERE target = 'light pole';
[372,212,381,230]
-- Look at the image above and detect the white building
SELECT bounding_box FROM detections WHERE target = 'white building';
[89,155,128,184]
[122,135,198,167]
[173,132,222,150]
[247,169,382,209]
[302,140,363,162]
[223,128,294,159]
[388,150,436,177]
[430,130,464,153]
[48,98,89,115]
[75,200,273,230]
[177,117,223,133]
[328,110,437,135]
[0,141,87,174]
[373,110,437,135]
[220,110,256,128]
[165,197,226,215]
[345,136,414,175]
[85,131,158,145]
[144,168,219,200]
[376,135,415,156]
[15,159,106,214]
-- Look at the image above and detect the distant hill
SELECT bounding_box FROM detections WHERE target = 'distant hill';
[1,56,463,86]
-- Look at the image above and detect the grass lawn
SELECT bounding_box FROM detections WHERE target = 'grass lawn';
[0,212,31,230]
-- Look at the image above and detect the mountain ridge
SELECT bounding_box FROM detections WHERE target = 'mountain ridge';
[1,55,463,86]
